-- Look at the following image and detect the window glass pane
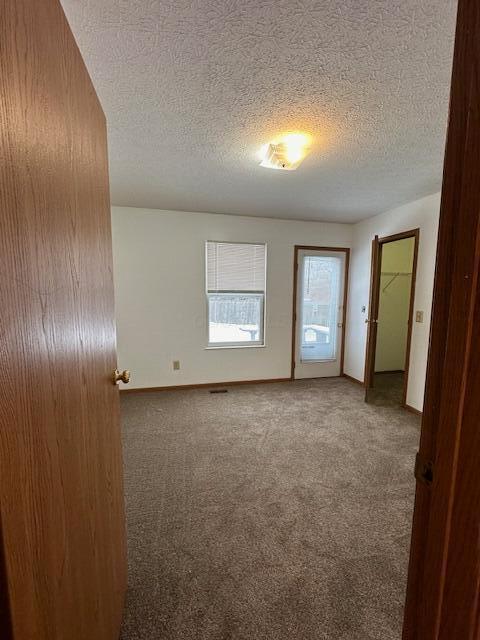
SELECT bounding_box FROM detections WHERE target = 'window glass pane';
[300,256,341,361]
[208,293,263,344]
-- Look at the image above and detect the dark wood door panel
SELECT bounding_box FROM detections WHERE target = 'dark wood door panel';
[403,0,480,637]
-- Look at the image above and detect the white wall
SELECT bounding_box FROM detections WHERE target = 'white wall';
[112,207,352,389]
[343,193,441,411]
[375,237,415,372]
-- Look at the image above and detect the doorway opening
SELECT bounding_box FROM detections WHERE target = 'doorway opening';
[364,230,419,408]
[291,246,350,380]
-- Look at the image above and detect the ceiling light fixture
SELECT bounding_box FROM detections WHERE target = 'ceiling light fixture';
[259,132,312,171]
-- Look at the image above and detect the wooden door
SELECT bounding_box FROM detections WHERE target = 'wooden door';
[364,236,381,400]
[0,1,127,639]
[364,230,419,404]
[403,0,480,637]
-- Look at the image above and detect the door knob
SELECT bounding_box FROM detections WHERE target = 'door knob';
[113,369,130,385]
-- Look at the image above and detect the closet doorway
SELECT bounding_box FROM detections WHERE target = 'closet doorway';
[364,230,419,408]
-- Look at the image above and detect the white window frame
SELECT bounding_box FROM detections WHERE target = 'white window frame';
[205,241,267,349]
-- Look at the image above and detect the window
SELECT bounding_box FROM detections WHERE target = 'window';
[206,241,266,347]
[300,255,341,361]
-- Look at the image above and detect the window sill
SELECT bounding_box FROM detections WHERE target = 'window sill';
[205,344,266,350]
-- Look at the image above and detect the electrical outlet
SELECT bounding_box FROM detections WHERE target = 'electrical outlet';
[173,360,180,371]
[415,310,424,323]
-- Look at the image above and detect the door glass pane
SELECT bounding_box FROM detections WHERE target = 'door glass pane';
[300,255,341,361]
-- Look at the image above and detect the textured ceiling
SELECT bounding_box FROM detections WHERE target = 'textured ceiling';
[61,0,457,222]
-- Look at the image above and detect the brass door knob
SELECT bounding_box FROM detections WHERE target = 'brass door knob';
[113,369,130,385]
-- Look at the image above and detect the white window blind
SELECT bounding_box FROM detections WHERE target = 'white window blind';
[207,242,266,292]
[206,242,266,347]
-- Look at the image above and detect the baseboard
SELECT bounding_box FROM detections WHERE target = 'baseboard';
[404,403,423,417]
[342,373,365,386]
[374,369,405,375]
[119,377,292,394]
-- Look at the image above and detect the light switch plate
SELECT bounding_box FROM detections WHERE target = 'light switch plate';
[173,360,180,370]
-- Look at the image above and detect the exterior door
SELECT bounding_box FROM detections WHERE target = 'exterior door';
[294,249,347,379]
[0,1,127,639]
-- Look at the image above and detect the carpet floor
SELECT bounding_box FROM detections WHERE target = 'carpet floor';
[370,373,406,408]
[119,378,420,640]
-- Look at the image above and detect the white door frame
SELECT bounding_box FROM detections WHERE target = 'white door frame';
[291,245,350,380]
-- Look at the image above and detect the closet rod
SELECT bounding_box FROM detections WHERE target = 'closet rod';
[381,271,413,293]
[381,271,412,276]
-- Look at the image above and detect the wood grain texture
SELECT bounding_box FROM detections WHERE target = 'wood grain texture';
[0,518,13,640]
[403,0,480,637]
[363,236,380,397]
[400,230,420,407]
[0,1,127,639]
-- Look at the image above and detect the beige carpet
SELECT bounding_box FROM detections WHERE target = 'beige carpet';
[119,378,420,640]
[370,372,406,408]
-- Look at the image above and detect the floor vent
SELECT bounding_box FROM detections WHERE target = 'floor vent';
[209,388,228,394]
